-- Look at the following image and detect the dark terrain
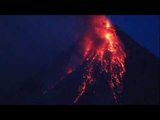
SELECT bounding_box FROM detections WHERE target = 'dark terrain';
[40,26,160,105]
[0,26,159,105]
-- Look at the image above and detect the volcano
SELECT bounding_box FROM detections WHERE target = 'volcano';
[0,16,159,105]
[40,18,160,105]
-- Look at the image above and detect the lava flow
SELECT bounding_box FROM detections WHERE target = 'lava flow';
[53,15,126,104]
[73,15,126,103]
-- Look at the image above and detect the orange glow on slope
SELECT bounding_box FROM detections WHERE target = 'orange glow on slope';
[73,15,126,103]
[67,68,73,75]
[106,19,111,28]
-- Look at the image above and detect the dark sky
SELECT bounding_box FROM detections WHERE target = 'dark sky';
[1,15,159,60]
[0,15,159,104]
[108,15,160,57]
[0,15,159,77]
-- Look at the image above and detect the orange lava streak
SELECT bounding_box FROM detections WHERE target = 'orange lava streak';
[67,67,74,75]
[74,15,126,103]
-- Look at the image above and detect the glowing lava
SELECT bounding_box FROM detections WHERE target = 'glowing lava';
[67,67,74,75]
[73,15,126,103]
[50,15,126,104]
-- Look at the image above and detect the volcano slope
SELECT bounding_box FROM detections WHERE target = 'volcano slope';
[41,26,160,105]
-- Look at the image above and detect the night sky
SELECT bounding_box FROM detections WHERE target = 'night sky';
[0,15,159,104]
[108,15,160,57]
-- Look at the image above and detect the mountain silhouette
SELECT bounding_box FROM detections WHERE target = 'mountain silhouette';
[39,26,160,105]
